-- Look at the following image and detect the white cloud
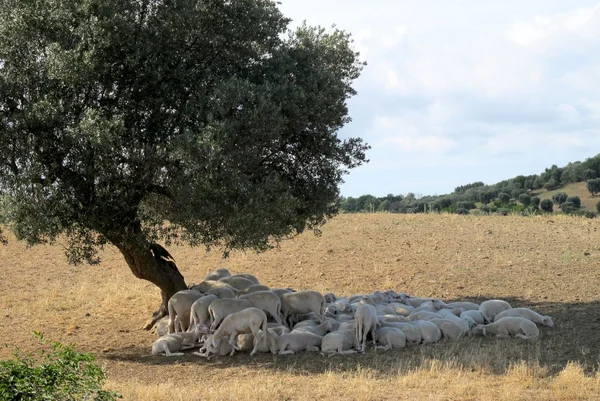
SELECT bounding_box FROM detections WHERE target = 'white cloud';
[380,135,456,154]
[555,104,582,123]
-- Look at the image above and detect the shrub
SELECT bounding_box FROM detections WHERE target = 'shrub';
[497,208,510,216]
[597,201,600,214]
[560,201,576,214]
[518,194,531,207]
[566,196,581,208]
[540,199,554,213]
[480,205,490,214]
[584,169,597,180]
[0,333,121,401]
[584,211,596,219]
[456,208,470,215]
[587,178,600,196]
[497,193,510,204]
[552,192,568,205]
[531,196,541,207]
[456,201,475,210]
[544,178,559,190]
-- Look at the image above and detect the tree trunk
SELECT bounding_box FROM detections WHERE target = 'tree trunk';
[116,241,188,330]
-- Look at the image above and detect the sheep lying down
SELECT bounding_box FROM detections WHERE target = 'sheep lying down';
[152,330,200,356]
[270,332,324,355]
[321,329,359,357]
[473,317,540,339]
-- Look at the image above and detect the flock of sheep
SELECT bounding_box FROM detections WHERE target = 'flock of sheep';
[151,268,555,358]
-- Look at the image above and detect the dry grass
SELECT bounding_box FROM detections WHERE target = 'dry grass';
[2,213,600,400]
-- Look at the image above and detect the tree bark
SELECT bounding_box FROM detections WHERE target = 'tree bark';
[116,241,188,330]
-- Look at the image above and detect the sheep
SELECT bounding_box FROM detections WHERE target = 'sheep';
[388,303,414,317]
[324,293,337,303]
[292,320,334,337]
[194,334,234,359]
[270,332,324,355]
[357,295,376,306]
[473,317,540,339]
[271,288,295,299]
[203,268,232,282]
[479,300,512,321]
[280,290,326,328]
[375,327,406,350]
[189,294,218,331]
[236,330,276,353]
[333,299,356,314]
[206,286,236,299]
[403,297,436,308]
[230,273,260,285]
[437,309,473,335]
[444,301,480,311]
[190,280,236,294]
[412,301,440,313]
[321,329,359,357]
[460,310,489,325]
[354,304,379,352]
[218,276,255,291]
[429,318,464,340]
[411,320,442,344]
[335,314,356,323]
[237,284,271,296]
[375,305,398,316]
[208,298,253,330]
[238,291,284,325]
[152,330,200,356]
[494,308,554,327]
[378,314,409,324]
[379,322,422,345]
[267,323,290,336]
[408,311,442,322]
[167,290,204,333]
[208,307,269,356]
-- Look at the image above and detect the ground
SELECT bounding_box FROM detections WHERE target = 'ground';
[1,213,600,400]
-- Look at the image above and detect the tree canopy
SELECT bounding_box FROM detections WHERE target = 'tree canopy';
[0,0,368,324]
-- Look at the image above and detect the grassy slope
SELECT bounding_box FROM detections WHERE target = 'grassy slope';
[531,181,598,211]
[1,214,600,400]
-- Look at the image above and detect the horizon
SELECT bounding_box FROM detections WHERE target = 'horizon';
[278,1,600,197]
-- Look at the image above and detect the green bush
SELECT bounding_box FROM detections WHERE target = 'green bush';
[497,193,510,204]
[566,196,581,208]
[584,211,596,219]
[497,208,510,216]
[456,208,470,215]
[540,199,554,213]
[456,201,475,210]
[480,205,490,214]
[518,193,531,207]
[552,192,568,205]
[531,196,541,207]
[560,201,576,214]
[0,333,121,401]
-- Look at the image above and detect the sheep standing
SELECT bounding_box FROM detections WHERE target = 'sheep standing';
[209,307,269,356]
[208,298,253,330]
[354,304,378,353]
[280,290,326,328]
[238,291,284,325]
[167,290,204,333]
[203,268,231,282]
[219,276,256,291]
[188,294,218,331]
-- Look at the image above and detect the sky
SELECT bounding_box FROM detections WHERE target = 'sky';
[277,0,600,197]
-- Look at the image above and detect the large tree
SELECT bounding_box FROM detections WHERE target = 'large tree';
[0,0,368,328]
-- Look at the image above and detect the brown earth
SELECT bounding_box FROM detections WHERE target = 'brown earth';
[1,213,600,400]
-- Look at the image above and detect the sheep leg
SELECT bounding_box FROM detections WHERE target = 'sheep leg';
[376,345,390,351]
[229,332,242,351]
[279,350,295,355]
[339,349,357,355]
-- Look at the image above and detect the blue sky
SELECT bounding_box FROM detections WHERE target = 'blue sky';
[278,1,600,197]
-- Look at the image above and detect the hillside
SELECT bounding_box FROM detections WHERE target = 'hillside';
[532,182,597,211]
[1,214,600,400]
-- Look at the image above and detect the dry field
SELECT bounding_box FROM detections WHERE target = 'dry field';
[1,213,600,400]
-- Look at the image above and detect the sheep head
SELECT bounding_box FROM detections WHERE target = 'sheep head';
[542,316,554,327]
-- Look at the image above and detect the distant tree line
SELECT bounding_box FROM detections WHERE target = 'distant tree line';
[341,153,600,217]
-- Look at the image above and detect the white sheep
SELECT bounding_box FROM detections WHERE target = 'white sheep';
[494,308,554,327]
[388,302,414,317]
[152,330,200,356]
[403,297,436,308]
[190,280,236,294]
[445,301,480,311]
[188,294,218,331]
[408,311,442,322]
[460,310,489,325]
[208,307,269,356]
[230,273,260,285]
[437,309,474,335]
[167,289,204,333]
[270,332,324,355]
[203,268,232,282]
[208,298,253,330]
[324,292,337,303]
[354,304,378,353]
[378,314,409,324]
[473,317,539,339]
[218,276,255,291]
[236,330,276,353]
[411,320,442,344]
[236,284,271,296]
[194,334,234,359]
[238,291,284,325]
[375,327,406,350]
[479,300,512,321]
[280,290,325,328]
[379,322,421,345]
[429,318,464,340]
[292,320,334,337]
[321,329,359,357]
[206,286,236,299]
[375,305,398,316]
